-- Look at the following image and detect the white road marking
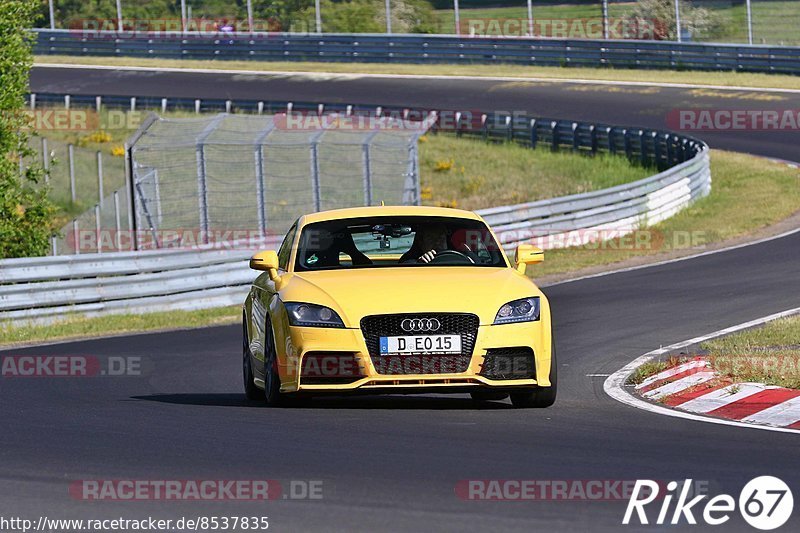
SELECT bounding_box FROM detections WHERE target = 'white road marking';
[742,395,800,427]
[678,383,766,413]
[642,371,716,400]
[635,359,708,390]
[604,306,800,435]
[32,62,800,94]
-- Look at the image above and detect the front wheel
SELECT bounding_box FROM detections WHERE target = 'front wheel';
[510,337,557,408]
[243,319,262,401]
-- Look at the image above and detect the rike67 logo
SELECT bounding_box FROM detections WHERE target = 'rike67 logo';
[624,477,793,530]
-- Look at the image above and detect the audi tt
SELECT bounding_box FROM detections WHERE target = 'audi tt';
[242,205,555,408]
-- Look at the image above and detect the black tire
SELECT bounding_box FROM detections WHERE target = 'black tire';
[470,391,510,402]
[510,337,558,408]
[242,318,261,401]
[263,317,283,406]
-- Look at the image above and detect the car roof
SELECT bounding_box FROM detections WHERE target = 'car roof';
[298,205,483,226]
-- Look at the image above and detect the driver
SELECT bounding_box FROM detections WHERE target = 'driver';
[400,223,450,264]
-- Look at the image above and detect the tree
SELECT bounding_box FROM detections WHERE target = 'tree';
[0,0,56,258]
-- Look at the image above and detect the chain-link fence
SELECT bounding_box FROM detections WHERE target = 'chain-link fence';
[126,112,429,251]
[37,0,800,45]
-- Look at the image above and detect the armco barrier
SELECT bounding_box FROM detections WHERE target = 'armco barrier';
[2,98,709,324]
[34,29,800,74]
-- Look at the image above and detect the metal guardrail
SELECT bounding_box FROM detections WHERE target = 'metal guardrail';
[34,29,800,74]
[3,96,709,324]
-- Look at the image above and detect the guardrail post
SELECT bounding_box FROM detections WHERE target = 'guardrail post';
[506,115,513,141]
[481,114,488,141]
[606,127,615,154]
[455,111,463,138]
[97,151,104,208]
[590,125,598,154]
[666,134,674,167]
[30,93,36,110]
[130,97,136,112]
[623,129,631,159]
[96,96,102,113]
[65,95,70,109]
[195,99,201,114]
[530,119,538,149]
[652,132,661,167]
[161,98,168,113]
[51,235,57,256]
[68,144,76,203]
[550,121,559,152]
[571,122,579,151]
[639,130,647,166]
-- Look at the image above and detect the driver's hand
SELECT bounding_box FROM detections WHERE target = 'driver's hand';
[418,250,437,263]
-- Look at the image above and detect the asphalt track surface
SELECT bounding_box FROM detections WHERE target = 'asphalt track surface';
[2,67,798,531]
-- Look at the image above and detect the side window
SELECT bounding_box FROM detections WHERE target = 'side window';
[277,223,298,270]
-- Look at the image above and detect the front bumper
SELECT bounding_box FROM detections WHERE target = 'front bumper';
[278,320,552,393]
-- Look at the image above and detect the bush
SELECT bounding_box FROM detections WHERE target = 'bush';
[624,0,723,41]
[0,0,57,259]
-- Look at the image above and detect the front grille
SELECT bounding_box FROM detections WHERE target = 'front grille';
[360,313,479,375]
[480,347,536,380]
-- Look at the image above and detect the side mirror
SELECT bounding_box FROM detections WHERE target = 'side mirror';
[250,250,280,280]
[514,244,544,274]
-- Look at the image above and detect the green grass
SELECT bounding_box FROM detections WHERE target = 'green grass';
[0,306,240,348]
[419,133,652,210]
[627,355,687,386]
[530,150,800,278]
[35,55,800,91]
[702,315,800,389]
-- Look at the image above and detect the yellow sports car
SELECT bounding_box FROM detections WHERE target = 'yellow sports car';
[242,206,555,408]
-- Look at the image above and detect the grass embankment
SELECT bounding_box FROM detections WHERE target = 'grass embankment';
[35,56,800,91]
[0,306,240,348]
[419,134,651,210]
[530,150,800,278]
[702,315,800,389]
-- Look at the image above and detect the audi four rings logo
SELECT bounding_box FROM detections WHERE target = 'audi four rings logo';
[401,318,441,332]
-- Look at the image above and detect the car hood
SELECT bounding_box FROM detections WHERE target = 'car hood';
[280,267,543,326]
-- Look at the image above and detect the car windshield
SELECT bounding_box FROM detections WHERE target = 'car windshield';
[294,216,507,271]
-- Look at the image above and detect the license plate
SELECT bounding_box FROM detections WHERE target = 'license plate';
[379,335,462,355]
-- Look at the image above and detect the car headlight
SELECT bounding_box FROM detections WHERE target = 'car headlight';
[285,302,345,328]
[494,297,540,324]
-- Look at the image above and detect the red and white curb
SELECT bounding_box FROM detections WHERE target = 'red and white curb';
[635,358,800,430]
[604,306,800,435]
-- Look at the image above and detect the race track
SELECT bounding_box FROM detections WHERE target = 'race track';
[2,66,798,531]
